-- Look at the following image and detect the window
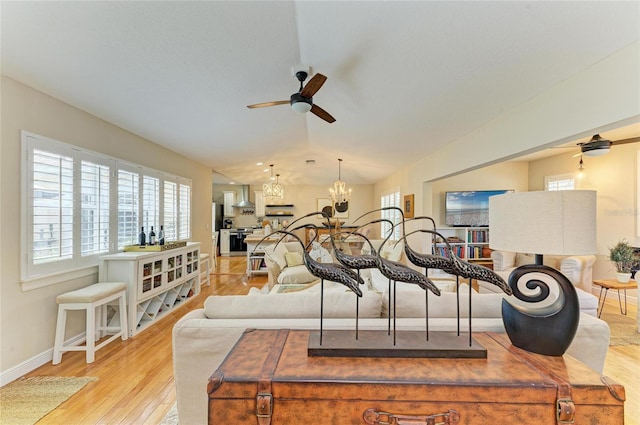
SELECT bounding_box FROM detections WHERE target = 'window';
[179,183,191,240]
[22,132,192,282]
[164,181,178,242]
[117,168,139,250]
[80,158,110,257]
[545,174,575,191]
[30,147,74,273]
[380,188,401,240]
[142,175,160,235]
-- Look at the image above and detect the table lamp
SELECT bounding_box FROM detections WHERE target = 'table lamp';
[489,190,597,355]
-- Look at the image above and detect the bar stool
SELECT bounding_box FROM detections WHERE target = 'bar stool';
[199,253,211,286]
[53,282,128,365]
[211,232,218,271]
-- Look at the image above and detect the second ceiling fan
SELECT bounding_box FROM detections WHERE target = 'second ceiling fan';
[247,70,336,123]
[575,134,640,157]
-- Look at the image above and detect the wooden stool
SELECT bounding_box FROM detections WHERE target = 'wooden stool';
[53,282,128,365]
[199,253,211,286]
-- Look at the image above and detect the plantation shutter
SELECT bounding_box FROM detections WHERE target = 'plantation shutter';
[31,149,74,265]
[163,181,178,243]
[80,159,110,257]
[117,169,139,249]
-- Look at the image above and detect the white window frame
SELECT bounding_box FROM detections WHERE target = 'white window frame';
[545,173,575,191]
[21,131,192,287]
[380,188,401,241]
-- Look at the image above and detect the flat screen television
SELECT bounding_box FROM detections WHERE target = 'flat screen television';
[445,190,513,227]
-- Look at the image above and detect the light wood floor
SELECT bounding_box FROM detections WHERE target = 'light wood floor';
[22,256,640,424]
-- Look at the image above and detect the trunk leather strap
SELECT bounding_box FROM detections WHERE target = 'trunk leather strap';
[488,333,575,424]
[255,329,289,425]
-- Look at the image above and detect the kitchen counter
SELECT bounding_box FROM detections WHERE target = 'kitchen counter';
[245,236,281,277]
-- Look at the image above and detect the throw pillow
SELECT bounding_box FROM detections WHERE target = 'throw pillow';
[284,251,304,267]
[263,243,288,270]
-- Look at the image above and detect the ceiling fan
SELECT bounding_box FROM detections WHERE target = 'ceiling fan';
[573,134,640,157]
[247,70,336,123]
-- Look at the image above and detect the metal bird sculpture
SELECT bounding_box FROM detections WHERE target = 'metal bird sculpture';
[357,218,441,345]
[259,225,363,345]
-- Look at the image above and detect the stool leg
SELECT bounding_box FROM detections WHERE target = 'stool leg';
[119,291,129,341]
[206,260,211,286]
[86,304,96,364]
[52,305,67,365]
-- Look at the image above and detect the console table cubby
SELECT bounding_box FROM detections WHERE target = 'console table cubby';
[99,242,201,337]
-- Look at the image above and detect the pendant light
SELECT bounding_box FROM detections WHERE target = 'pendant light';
[263,165,284,199]
[329,158,351,205]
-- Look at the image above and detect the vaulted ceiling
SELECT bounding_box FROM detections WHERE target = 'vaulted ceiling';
[2,1,639,185]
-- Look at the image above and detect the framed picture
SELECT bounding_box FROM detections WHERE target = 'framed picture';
[316,198,333,219]
[404,194,414,218]
[334,200,349,219]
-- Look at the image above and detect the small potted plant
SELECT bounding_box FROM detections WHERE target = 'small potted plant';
[609,239,638,283]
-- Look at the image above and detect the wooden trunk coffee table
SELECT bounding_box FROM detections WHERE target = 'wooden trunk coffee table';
[208,329,625,424]
[593,279,638,318]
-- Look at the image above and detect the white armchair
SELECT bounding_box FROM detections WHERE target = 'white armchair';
[490,251,595,292]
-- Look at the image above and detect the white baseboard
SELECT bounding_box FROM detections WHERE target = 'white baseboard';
[0,332,85,387]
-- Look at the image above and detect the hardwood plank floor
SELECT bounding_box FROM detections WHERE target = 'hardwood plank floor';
[19,256,640,424]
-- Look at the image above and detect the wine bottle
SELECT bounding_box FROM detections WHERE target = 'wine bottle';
[149,226,156,245]
[158,225,165,245]
[138,227,146,246]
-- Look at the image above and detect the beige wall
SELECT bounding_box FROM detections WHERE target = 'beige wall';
[529,143,639,284]
[0,77,212,377]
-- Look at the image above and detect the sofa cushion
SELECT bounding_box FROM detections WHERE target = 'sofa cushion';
[382,283,506,318]
[277,264,316,284]
[204,289,382,319]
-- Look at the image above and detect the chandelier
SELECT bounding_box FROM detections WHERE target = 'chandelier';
[329,158,351,205]
[263,164,284,199]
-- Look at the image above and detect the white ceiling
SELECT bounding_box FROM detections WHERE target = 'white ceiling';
[2,1,639,185]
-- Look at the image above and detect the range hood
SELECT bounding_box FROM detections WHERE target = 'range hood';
[232,185,255,208]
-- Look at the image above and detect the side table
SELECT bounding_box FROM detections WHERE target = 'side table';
[593,279,638,318]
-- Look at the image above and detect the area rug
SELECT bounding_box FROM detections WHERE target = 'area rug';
[600,311,640,346]
[159,402,178,425]
[0,376,97,425]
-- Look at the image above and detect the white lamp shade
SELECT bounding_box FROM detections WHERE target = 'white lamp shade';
[489,190,596,256]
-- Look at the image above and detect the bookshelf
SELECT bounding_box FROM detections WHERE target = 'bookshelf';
[433,227,492,261]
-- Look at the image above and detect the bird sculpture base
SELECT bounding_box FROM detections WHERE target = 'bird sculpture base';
[308,330,487,359]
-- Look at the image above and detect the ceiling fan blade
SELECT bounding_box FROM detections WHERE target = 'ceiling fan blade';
[300,73,327,98]
[611,136,640,145]
[310,104,336,123]
[247,100,289,109]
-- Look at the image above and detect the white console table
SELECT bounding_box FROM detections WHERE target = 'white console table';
[99,242,201,337]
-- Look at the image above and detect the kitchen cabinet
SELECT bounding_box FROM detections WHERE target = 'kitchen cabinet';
[220,229,231,255]
[223,191,236,217]
[254,191,265,218]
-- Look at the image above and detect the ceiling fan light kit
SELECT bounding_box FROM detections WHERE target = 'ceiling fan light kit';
[290,92,312,113]
[580,135,612,157]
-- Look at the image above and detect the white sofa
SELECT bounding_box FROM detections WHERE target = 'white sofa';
[173,280,611,425]
[482,251,599,316]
